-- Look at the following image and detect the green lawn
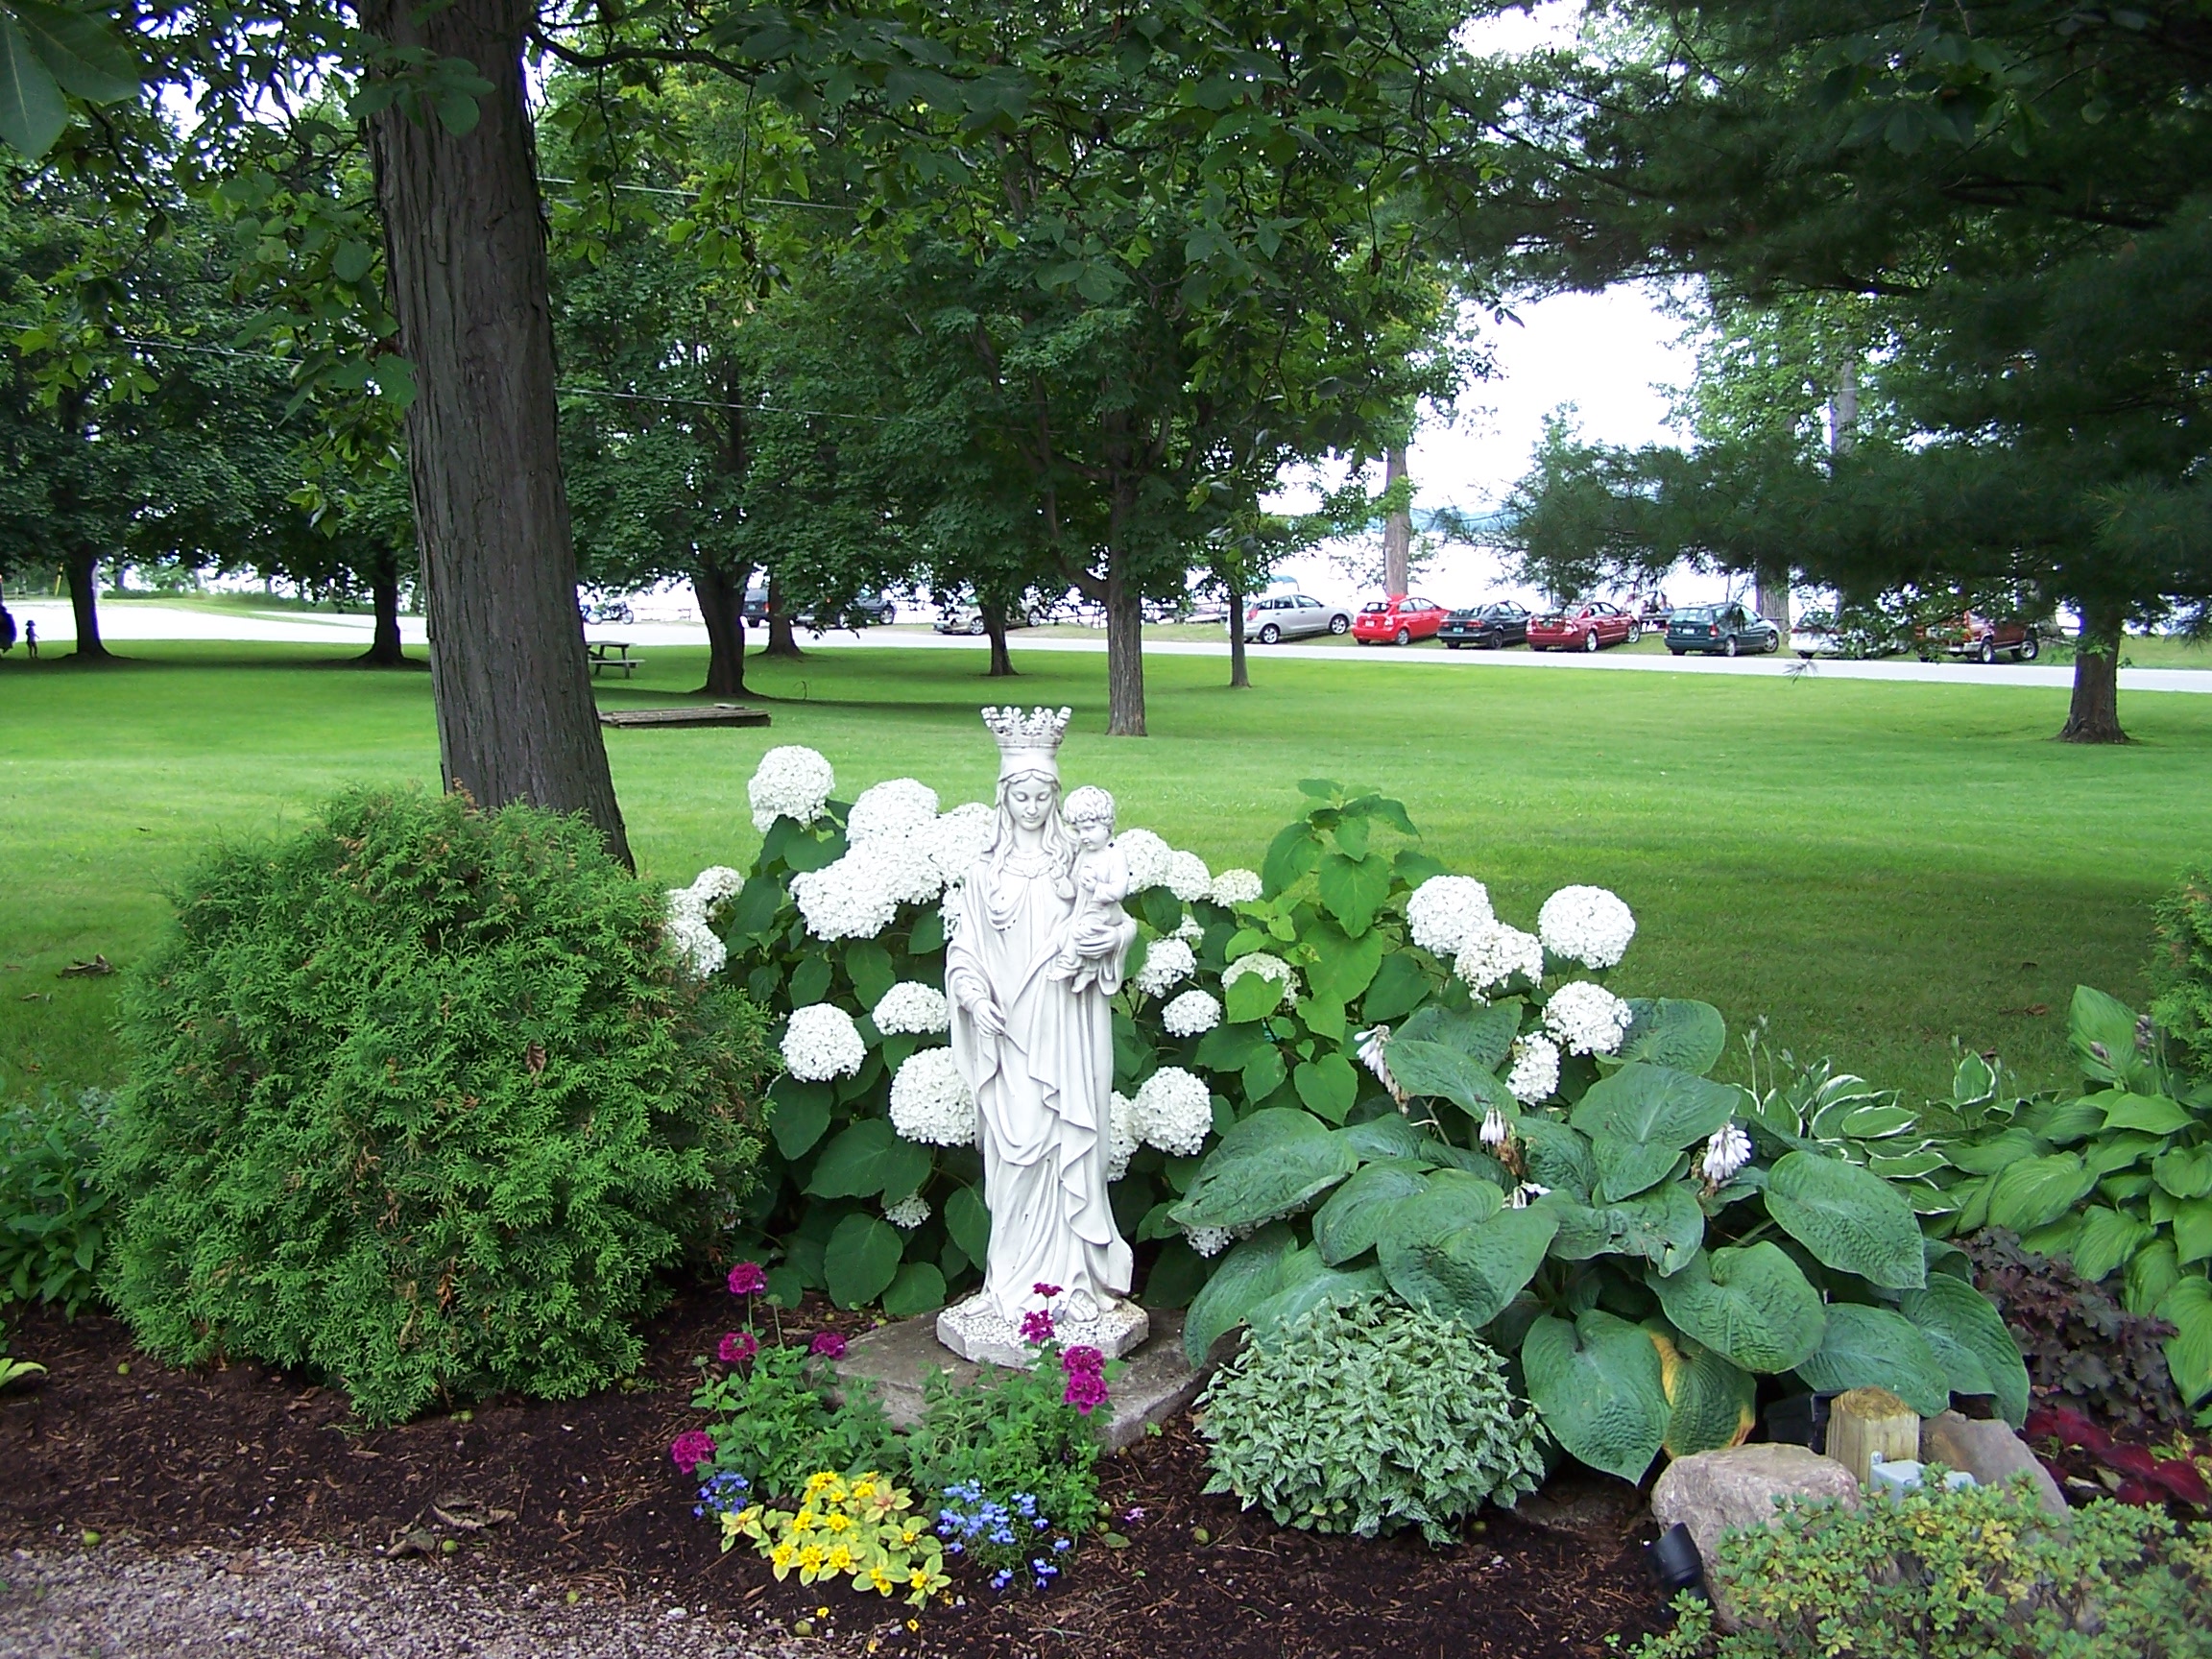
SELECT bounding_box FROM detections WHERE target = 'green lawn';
[3,637,2206,1107]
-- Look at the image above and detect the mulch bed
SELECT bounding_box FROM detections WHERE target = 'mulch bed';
[0,1290,1670,1658]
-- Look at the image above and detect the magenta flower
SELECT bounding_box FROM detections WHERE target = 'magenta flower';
[1019,1308,1057,1345]
[669,1430,717,1474]
[1032,1282,1063,1299]
[726,1262,768,1296]
[808,1330,848,1359]
[1062,1369,1110,1415]
[1061,1345,1104,1376]
[717,1330,757,1365]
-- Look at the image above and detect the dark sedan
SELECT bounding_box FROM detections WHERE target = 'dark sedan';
[1666,602,1781,657]
[1439,601,1531,649]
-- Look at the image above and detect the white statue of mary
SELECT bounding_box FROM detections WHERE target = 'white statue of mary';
[934,706,1148,1366]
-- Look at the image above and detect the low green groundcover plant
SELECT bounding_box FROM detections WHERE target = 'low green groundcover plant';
[1198,1296,1546,1542]
[0,1087,110,1316]
[1631,1479,2212,1659]
[100,788,769,1424]
[677,748,2029,1486]
[2154,866,2212,1079]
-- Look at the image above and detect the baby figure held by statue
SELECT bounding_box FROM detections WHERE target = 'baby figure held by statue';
[1052,785,1129,995]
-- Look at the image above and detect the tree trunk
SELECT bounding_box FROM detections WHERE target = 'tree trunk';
[360,554,406,666]
[2059,600,2128,744]
[1827,355,1859,459]
[982,599,1016,677]
[1755,575,1791,629]
[1228,585,1249,688]
[762,573,805,659]
[1104,538,1146,736]
[693,558,751,695]
[1382,445,1411,598]
[362,0,631,864]
[63,547,108,660]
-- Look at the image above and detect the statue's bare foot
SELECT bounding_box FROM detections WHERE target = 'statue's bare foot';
[1064,1287,1100,1324]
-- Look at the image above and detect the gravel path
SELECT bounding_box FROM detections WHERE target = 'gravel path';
[0,1543,838,1659]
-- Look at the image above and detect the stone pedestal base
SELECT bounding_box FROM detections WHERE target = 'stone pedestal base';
[934,1293,1148,1368]
[833,1307,1211,1453]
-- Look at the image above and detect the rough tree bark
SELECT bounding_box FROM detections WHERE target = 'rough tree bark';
[982,599,1016,678]
[2060,599,2129,744]
[62,546,108,660]
[1103,475,1146,735]
[761,573,805,659]
[1382,445,1411,597]
[359,550,406,666]
[693,557,751,695]
[1228,585,1249,688]
[361,0,630,862]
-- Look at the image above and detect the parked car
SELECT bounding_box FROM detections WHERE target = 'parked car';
[1790,608,1911,660]
[1667,602,1781,657]
[1527,600,1640,652]
[935,605,1033,636]
[1438,601,1531,649]
[746,586,898,628]
[1916,612,2040,663]
[1352,595,1451,645]
[1238,592,1354,643]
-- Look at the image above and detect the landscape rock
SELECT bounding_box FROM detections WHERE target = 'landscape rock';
[1650,1444,1860,1629]
[1922,1410,2069,1520]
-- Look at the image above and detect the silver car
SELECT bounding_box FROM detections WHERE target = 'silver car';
[1238,592,1353,643]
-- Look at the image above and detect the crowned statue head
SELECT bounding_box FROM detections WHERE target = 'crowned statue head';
[980,705,1076,880]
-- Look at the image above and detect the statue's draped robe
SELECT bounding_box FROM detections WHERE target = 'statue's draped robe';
[947,849,1133,1323]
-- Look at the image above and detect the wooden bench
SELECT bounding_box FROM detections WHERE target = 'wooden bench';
[588,639,639,678]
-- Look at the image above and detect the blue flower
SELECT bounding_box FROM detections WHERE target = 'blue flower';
[990,1569,1014,1592]
[1052,1537,1072,1553]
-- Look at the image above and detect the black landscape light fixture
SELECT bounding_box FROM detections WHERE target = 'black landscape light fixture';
[1646,1523,1707,1605]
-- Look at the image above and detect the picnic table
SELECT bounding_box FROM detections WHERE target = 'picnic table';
[588,639,639,678]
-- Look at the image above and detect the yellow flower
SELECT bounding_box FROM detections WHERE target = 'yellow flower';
[798,1545,827,1573]
[770,1543,798,1572]
[849,1479,878,1503]
[824,1511,853,1533]
[826,1544,855,1574]
[789,1507,816,1533]
[907,1568,933,1590]
[868,1565,897,1595]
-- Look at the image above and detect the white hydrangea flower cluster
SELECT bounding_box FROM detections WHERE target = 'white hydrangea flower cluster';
[1131,1066,1214,1156]
[888,1046,977,1145]
[1107,1091,1139,1182]
[1544,980,1633,1055]
[781,1002,866,1080]
[922,802,995,888]
[1506,1033,1562,1104]
[664,865,744,979]
[872,980,950,1036]
[790,834,940,941]
[1185,1225,1234,1259]
[1161,989,1222,1037]
[1454,920,1546,998]
[846,778,939,843]
[1131,937,1196,997]
[1165,851,1212,902]
[1537,885,1637,970]
[748,746,836,834]
[1221,951,1298,1009]
[1173,915,1206,944]
[1208,868,1262,906]
[883,1194,932,1230]
[1405,875,1494,958]
[1116,829,1174,891]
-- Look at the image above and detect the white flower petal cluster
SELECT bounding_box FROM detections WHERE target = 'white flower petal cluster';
[748,746,835,834]
[1173,915,1206,944]
[1454,920,1546,998]
[790,836,943,941]
[1405,876,1494,959]
[1508,1182,1551,1211]
[1479,1106,1511,1148]
[1702,1122,1754,1186]
[781,1002,866,1081]
[872,980,950,1036]
[847,778,940,844]
[1544,980,1634,1056]
[1107,1091,1139,1182]
[1208,868,1263,906]
[888,1046,978,1146]
[664,866,745,979]
[883,1194,932,1230]
[1131,937,1197,997]
[1506,1033,1562,1104]
[1117,829,1174,892]
[1537,885,1637,970]
[688,865,744,903]
[1165,851,1213,902]
[1185,1225,1234,1259]
[1221,951,1298,1009]
[922,803,995,887]
[1161,989,1222,1037]
[1131,1066,1214,1156]
[1356,1023,1406,1106]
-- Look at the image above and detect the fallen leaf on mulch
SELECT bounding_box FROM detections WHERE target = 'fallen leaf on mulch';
[385,1526,441,1559]
[432,1498,517,1532]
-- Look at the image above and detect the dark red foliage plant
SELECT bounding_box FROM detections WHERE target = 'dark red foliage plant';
[1964,1229,2186,1431]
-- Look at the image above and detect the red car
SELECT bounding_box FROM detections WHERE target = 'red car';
[1527,600,1642,653]
[1916,613,2041,664]
[1352,595,1450,645]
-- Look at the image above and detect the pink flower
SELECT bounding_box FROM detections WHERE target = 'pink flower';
[1032,1282,1063,1299]
[808,1330,847,1359]
[726,1262,768,1296]
[1019,1308,1056,1345]
[1062,1369,1109,1415]
[1061,1345,1104,1377]
[717,1330,757,1365]
[669,1430,716,1474]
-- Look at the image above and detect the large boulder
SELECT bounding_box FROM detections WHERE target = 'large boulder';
[1650,1444,1861,1628]
[1922,1411,2069,1521]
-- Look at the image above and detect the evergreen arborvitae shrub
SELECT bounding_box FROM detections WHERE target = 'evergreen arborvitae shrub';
[2152,866,2212,1079]
[102,788,768,1423]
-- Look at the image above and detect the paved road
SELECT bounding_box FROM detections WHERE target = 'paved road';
[10,600,2208,697]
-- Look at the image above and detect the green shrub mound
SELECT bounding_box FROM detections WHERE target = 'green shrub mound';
[2154,866,2212,1080]
[101,789,768,1423]
[1198,1297,1547,1542]
[0,1088,110,1316]
[1634,1479,2212,1659]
